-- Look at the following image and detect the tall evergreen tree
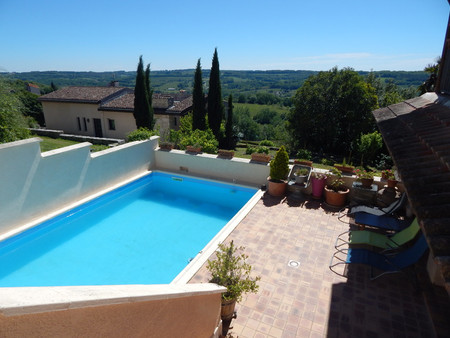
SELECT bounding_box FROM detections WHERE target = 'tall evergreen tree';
[192,59,206,130]
[225,94,234,149]
[207,48,224,138]
[144,63,154,128]
[133,56,152,129]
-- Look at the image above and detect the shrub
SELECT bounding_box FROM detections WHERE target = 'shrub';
[207,241,260,302]
[126,127,158,142]
[246,146,257,155]
[270,145,289,182]
[256,146,269,154]
[358,131,383,166]
[179,128,218,154]
[296,148,312,160]
[259,139,274,147]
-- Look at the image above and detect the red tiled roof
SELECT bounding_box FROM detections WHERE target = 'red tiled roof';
[99,93,135,112]
[167,96,193,114]
[373,93,450,295]
[38,86,129,104]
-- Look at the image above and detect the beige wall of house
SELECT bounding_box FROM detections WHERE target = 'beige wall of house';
[101,110,137,139]
[42,101,100,136]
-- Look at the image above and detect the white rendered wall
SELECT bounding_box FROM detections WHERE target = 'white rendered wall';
[154,149,269,187]
[0,137,158,235]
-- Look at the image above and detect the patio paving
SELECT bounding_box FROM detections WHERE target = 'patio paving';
[190,192,445,337]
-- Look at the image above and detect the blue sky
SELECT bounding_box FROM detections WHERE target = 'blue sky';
[0,0,448,72]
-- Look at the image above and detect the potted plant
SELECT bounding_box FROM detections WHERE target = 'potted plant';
[381,169,398,188]
[310,171,327,199]
[159,141,174,151]
[268,145,290,196]
[207,241,260,337]
[354,169,375,188]
[251,146,271,163]
[294,168,309,184]
[324,168,349,207]
[218,149,234,159]
[186,143,202,153]
[333,158,355,174]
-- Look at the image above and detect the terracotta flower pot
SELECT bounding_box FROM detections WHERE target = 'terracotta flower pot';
[268,179,287,196]
[324,186,349,207]
[251,153,271,163]
[387,179,398,188]
[360,178,374,188]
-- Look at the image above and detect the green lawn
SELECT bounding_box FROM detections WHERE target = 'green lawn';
[35,136,109,152]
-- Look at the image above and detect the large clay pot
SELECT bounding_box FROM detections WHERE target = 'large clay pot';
[360,178,374,188]
[311,176,327,199]
[324,186,349,207]
[268,179,287,196]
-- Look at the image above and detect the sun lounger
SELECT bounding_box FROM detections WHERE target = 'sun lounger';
[349,192,407,216]
[353,212,411,231]
[329,233,428,280]
[335,217,420,251]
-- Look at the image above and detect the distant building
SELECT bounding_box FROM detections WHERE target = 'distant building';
[38,86,192,139]
[26,83,40,95]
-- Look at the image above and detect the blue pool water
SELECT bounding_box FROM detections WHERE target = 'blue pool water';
[0,172,257,287]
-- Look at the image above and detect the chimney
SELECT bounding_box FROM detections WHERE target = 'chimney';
[109,80,119,87]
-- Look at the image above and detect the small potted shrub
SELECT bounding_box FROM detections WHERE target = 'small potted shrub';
[354,169,375,188]
[268,145,290,196]
[310,171,327,199]
[251,146,271,163]
[207,241,260,336]
[324,168,349,207]
[294,167,309,184]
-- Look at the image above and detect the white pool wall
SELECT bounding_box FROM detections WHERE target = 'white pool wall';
[0,136,158,236]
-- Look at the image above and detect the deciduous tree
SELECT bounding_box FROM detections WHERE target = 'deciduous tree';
[289,67,378,154]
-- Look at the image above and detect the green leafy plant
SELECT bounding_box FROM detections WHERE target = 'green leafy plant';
[259,140,274,147]
[179,128,218,154]
[256,146,269,154]
[246,146,257,155]
[327,167,346,192]
[296,148,312,161]
[126,127,158,142]
[207,241,260,302]
[269,145,289,182]
[295,168,309,176]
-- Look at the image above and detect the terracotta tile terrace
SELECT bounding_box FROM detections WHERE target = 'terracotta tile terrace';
[190,193,449,338]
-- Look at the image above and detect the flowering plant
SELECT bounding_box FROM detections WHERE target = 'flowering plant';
[311,171,327,180]
[354,169,375,180]
[381,169,395,180]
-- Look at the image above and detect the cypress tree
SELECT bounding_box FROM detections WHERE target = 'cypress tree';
[133,55,152,129]
[225,94,234,149]
[207,48,224,138]
[145,63,154,128]
[192,59,206,130]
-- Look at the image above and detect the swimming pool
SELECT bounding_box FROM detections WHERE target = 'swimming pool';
[0,172,258,287]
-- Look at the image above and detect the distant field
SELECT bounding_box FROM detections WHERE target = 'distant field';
[35,135,108,152]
